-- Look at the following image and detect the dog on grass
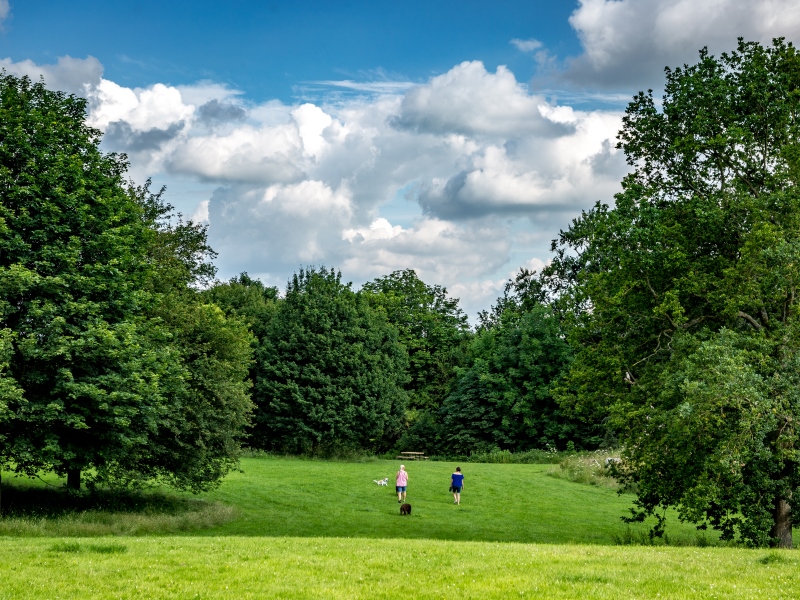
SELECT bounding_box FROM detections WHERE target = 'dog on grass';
[373,477,389,486]
[400,503,412,515]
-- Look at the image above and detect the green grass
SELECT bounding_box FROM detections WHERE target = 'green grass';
[0,458,714,543]
[0,478,235,536]
[1,536,799,599]
[195,457,706,544]
[2,457,799,599]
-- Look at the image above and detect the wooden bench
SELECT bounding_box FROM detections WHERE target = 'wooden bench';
[397,451,429,460]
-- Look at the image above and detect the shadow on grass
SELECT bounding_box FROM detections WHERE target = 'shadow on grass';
[1,483,190,518]
[49,540,128,554]
[0,481,236,537]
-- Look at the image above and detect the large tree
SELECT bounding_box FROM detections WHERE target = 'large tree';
[361,270,469,452]
[546,40,800,547]
[252,267,408,453]
[0,75,252,492]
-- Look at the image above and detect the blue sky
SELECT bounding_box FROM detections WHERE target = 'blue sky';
[2,0,798,319]
[2,1,581,103]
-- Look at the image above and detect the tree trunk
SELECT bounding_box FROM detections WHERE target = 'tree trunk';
[771,495,792,549]
[67,468,81,491]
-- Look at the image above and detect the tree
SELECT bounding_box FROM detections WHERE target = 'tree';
[0,74,252,493]
[252,267,408,453]
[202,273,279,342]
[545,40,800,546]
[127,181,255,492]
[362,269,470,412]
[441,303,589,455]
[361,270,470,452]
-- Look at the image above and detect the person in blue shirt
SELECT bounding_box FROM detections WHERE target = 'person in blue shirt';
[450,467,464,505]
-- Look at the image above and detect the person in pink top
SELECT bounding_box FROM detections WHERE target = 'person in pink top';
[396,464,409,503]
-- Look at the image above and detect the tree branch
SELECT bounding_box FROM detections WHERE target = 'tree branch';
[738,310,763,330]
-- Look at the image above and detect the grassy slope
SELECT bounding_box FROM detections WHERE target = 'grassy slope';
[197,458,706,544]
[1,536,799,599]
[3,458,799,599]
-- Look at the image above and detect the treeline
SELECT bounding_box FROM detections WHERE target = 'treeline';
[203,267,600,458]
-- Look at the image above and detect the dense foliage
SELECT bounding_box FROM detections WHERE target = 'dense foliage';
[441,305,578,454]
[361,269,470,453]
[362,269,470,412]
[545,39,800,547]
[0,75,252,492]
[250,267,409,453]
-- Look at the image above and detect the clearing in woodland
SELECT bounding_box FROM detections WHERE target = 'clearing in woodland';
[1,457,798,599]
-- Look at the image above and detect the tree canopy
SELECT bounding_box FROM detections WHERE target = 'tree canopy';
[0,74,252,492]
[545,39,800,547]
[362,269,470,413]
[251,267,408,453]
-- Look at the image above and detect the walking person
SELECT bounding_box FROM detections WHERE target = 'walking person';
[396,464,408,503]
[451,466,464,505]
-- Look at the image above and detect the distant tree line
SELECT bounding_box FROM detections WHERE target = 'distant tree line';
[205,266,596,459]
[2,38,800,548]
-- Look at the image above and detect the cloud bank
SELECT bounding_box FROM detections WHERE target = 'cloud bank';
[5,0,794,316]
[566,0,800,87]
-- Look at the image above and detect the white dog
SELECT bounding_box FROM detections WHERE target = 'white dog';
[373,477,389,486]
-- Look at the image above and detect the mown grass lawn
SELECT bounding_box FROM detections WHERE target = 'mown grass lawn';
[2,457,798,599]
[197,458,706,544]
[1,536,798,599]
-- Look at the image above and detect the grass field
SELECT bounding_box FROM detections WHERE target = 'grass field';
[1,457,798,599]
[196,458,707,544]
[1,536,799,599]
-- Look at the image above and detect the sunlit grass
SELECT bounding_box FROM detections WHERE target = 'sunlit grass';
[3,458,706,543]
[2,457,799,598]
[1,536,798,599]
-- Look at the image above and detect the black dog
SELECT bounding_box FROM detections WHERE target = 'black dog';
[400,503,412,515]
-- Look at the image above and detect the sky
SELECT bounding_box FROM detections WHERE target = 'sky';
[2,0,799,319]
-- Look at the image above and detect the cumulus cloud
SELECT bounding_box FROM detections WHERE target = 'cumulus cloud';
[0,55,628,317]
[208,181,354,277]
[197,99,246,125]
[393,61,573,138]
[566,0,800,87]
[417,107,625,219]
[341,217,513,286]
[0,55,103,96]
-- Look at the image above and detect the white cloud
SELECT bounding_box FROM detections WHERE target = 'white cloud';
[292,103,333,158]
[0,55,103,96]
[567,0,800,86]
[191,200,210,224]
[167,122,308,184]
[208,181,354,277]
[394,61,572,138]
[0,0,9,25]
[341,217,513,288]
[175,81,242,106]
[511,38,543,53]
[312,80,416,94]
[88,80,194,130]
[0,55,629,319]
